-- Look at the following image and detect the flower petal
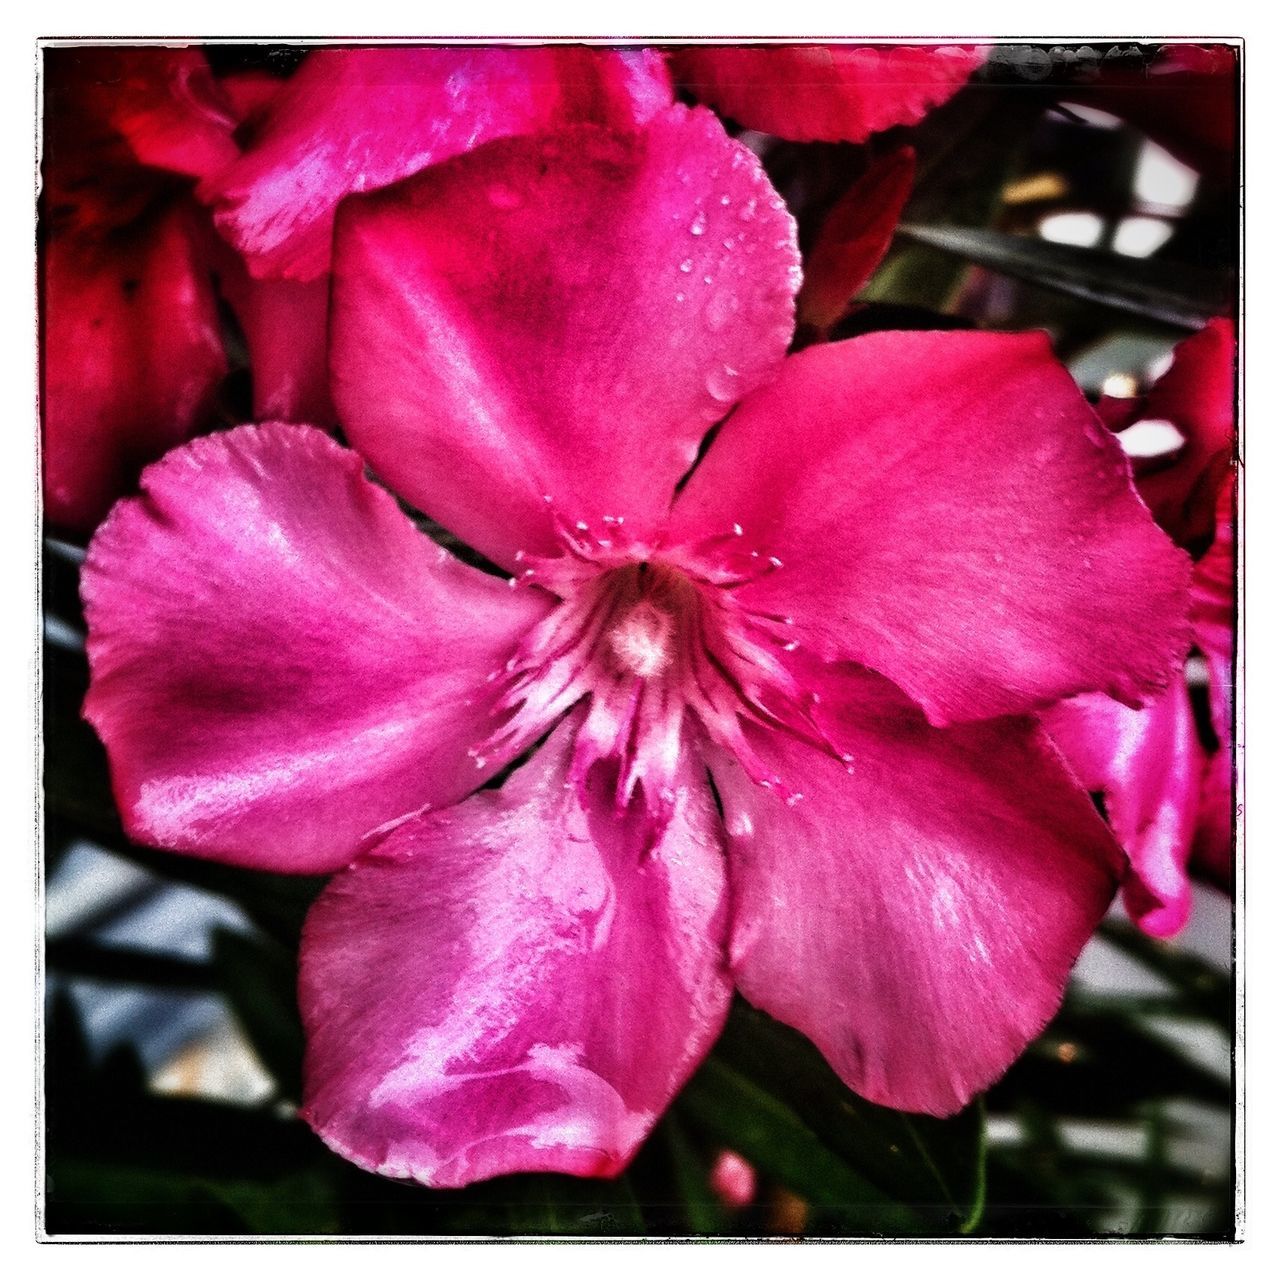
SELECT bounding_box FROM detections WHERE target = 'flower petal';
[709,664,1121,1116]
[41,201,228,531]
[796,145,915,332]
[202,45,672,281]
[215,253,336,425]
[671,44,985,143]
[1191,476,1236,888]
[82,423,552,874]
[1044,687,1200,938]
[299,716,730,1187]
[668,331,1191,725]
[1132,319,1236,552]
[331,106,800,571]
[43,47,237,230]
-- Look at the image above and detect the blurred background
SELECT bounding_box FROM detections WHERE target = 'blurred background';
[40,41,1238,1238]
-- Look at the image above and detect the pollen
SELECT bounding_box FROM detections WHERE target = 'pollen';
[607,601,675,679]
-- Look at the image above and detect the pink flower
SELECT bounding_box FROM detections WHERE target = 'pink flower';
[82,106,1189,1187]
[1045,321,1236,936]
[40,48,238,530]
[669,44,986,143]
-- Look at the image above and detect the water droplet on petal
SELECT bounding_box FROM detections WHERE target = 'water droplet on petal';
[719,193,732,206]
[706,364,741,402]
[679,258,693,274]
[704,289,741,332]
[689,211,707,236]
[738,198,758,222]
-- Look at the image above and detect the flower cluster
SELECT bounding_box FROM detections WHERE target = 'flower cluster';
[43,43,1234,1191]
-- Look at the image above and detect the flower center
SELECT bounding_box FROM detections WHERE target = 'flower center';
[607,600,675,679]
[475,523,824,835]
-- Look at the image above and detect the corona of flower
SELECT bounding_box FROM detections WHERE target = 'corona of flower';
[82,106,1190,1187]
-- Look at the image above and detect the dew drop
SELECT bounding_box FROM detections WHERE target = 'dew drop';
[738,198,758,222]
[719,193,732,206]
[704,289,741,332]
[675,291,686,303]
[678,258,693,274]
[706,364,741,402]
[689,211,707,236]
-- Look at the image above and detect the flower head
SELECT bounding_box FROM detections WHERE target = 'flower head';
[82,105,1189,1186]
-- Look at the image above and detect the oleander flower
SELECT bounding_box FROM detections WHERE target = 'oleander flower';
[40,47,239,530]
[82,106,1190,1187]
[1045,320,1236,935]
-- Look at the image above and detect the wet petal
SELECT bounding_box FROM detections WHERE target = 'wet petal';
[671,44,985,143]
[202,45,672,281]
[41,201,228,531]
[82,423,552,874]
[299,717,730,1187]
[669,331,1191,725]
[710,664,1121,1116]
[331,106,800,571]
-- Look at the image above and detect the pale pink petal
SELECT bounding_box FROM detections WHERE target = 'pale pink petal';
[1045,687,1200,938]
[331,106,800,571]
[82,423,553,874]
[299,717,730,1187]
[202,45,672,281]
[668,332,1191,725]
[1133,318,1236,552]
[709,664,1121,1117]
[41,201,228,531]
[671,44,985,143]
[796,145,915,332]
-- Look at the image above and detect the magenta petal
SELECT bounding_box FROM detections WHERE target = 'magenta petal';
[796,145,915,331]
[45,47,238,193]
[202,45,673,281]
[709,665,1121,1116]
[331,106,800,571]
[671,44,985,143]
[1191,477,1236,888]
[1045,688,1200,938]
[216,255,336,425]
[1134,319,1236,552]
[82,424,553,874]
[669,332,1191,724]
[41,201,228,531]
[299,718,731,1187]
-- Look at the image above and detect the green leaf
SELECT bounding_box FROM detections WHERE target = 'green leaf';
[677,1055,924,1235]
[659,1114,732,1235]
[894,224,1233,329]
